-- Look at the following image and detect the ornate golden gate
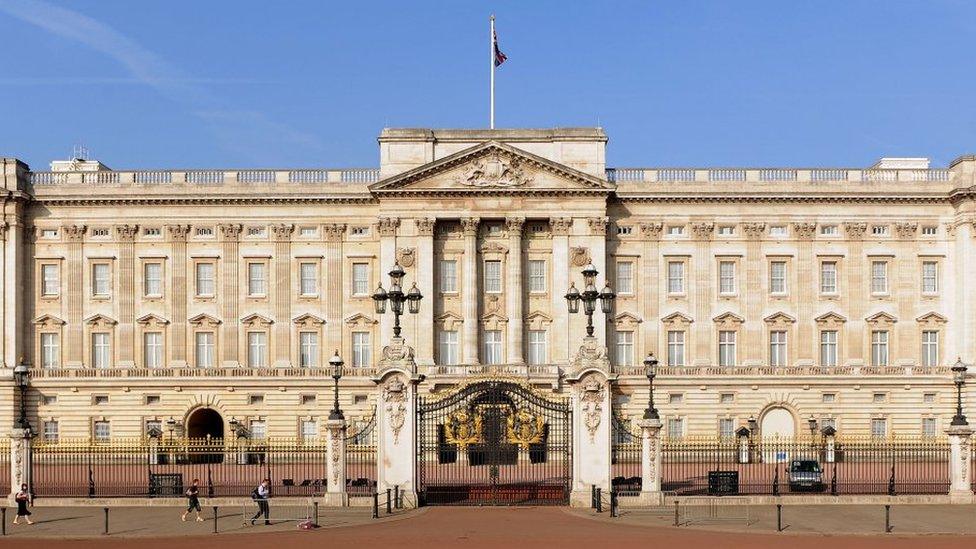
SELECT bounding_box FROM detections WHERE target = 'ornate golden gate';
[416,379,572,506]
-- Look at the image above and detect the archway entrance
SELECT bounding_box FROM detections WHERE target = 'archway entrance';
[760,407,796,439]
[186,407,225,440]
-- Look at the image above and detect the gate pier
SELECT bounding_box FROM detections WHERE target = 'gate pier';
[373,338,423,508]
[566,336,614,507]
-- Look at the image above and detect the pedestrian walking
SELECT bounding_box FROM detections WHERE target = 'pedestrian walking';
[181,478,204,522]
[250,478,271,525]
[13,484,33,525]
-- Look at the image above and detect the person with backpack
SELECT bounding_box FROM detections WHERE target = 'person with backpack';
[250,478,271,525]
[13,484,33,525]
[181,478,203,522]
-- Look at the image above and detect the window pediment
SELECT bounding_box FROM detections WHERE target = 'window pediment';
[435,311,464,331]
[293,313,326,327]
[84,314,117,327]
[344,313,378,327]
[188,313,222,328]
[33,314,66,328]
[865,311,897,326]
[713,311,744,328]
[661,311,694,327]
[241,313,274,327]
[526,310,553,331]
[614,311,642,329]
[916,311,947,326]
[763,312,796,329]
[136,314,170,327]
[481,312,508,331]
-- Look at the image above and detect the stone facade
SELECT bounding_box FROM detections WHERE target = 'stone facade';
[1,129,974,443]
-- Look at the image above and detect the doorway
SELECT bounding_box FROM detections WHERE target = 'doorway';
[186,408,225,440]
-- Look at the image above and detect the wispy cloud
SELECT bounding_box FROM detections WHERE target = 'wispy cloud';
[0,0,325,160]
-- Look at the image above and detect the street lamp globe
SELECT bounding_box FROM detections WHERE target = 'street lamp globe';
[565,283,580,314]
[643,353,658,380]
[407,283,423,314]
[599,283,616,314]
[952,358,967,384]
[372,284,387,314]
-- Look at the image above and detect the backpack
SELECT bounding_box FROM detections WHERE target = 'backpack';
[251,487,260,501]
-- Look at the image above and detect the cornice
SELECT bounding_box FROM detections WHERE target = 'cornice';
[33,195,378,206]
[614,193,948,205]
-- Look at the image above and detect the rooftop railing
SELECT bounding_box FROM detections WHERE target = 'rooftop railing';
[606,167,952,184]
[29,168,381,186]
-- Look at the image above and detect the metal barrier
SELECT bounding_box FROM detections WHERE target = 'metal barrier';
[371,486,403,519]
[239,498,314,525]
[678,496,753,524]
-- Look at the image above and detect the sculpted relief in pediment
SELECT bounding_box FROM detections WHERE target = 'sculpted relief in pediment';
[452,151,534,188]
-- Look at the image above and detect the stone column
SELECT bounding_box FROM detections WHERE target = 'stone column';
[742,223,765,366]
[505,217,525,364]
[63,225,86,368]
[219,224,242,367]
[116,224,138,367]
[324,224,346,355]
[639,223,663,362]
[375,365,419,507]
[844,223,867,365]
[272,224,294,367]
[587,217,609,347]
[0,222,7,368]
[9,428,31,499]
[566,365,612,507]
[460,217,480,364]
[895,222,918,366]
[378,217,400,350]
[638,418,663,505]
[324,418,348,507]
[166,225,190,367]
[550,218,572,363]
[947,424,974,502]
[690,223,714,365]
[793,222,817,365]
[414,219,436,365]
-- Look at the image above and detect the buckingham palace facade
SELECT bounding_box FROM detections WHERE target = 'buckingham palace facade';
[1,127,974,444]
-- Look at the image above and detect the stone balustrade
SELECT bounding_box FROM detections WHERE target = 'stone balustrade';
[605,167,952,183]
[28,168,381,186]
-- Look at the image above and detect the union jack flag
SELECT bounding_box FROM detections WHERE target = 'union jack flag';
[493,29,507,67]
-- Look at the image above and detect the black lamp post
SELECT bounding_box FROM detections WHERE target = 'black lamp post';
[13,359,31,432]
[165,416,177,443]
[565,263,616,337]
[329,351,345,421]
[372,262,423,339]
[951,358,968,426]
[747,415,758,438]
[643,353,659,420]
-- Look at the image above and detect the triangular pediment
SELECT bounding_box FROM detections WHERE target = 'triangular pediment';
[614,312,643,324]
[713,311,745,324]
[84,314,117,326]
[526,310,553,322]
[660,311,694,324]
[865,311,898,324]
[916,311,947,324]
[188,313,221,326]
[815,311,847,324]
[293,313,326,326]
[344,312,377,326]
[763,312,796,324]
[240,313,274,326]
[32,314,66,326]
[369,141,613,195]
[136,313,170,326]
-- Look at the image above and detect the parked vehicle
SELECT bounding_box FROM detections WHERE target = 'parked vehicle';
[788,459,825,492]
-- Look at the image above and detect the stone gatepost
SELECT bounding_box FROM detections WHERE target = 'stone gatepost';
[372,337,423,508]
[565,336,614,507]
[323,418,348,507]
[637,418,663,505]
[9,428,32,499]
[946,424,974,502]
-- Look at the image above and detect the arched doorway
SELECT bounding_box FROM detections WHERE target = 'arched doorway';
[760,407,795,438]
[186,408,224,440]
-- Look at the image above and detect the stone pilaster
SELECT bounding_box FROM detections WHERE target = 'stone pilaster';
[505,217,525,364]
[550,217,572,363]
[637,418,663,505]
[414,218,436,365]
[378,217,400,351]
[324,418,348,507]
[0,222,5,368]
[742,223,765,366]
[324,224,346,357]
[793,222,817,366]
[639,223,662,361]
[460,217,480,364]
[9,428,31,499]
[690,222,714,365]
[895,222,918,365]
[219,224,242,367]
[63,225,86,367]
[566,360,612,507]
[374,364,419,507]
[166,224,190,367]
[116,224,138,367]
[844,222,867,365]
[947,424,974,502]
[586,217,609,347]
[272,223,294,367]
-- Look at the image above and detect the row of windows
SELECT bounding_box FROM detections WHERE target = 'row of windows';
[654,416,939,440]
[653,224,939,239]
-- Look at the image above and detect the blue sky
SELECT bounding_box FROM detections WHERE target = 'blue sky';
[1,0,973,169]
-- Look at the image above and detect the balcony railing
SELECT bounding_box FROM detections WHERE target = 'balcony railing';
[606,167,952,184]
[28,168,381,187]
[28,365,378,379]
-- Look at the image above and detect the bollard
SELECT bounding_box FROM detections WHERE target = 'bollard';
[314,501,319,526]
[673,500,679,527]
[103,507,109,535]
[394,485,400,510]
[776,504,782,532]
[609,490,618,518]
[372,492,379,519]
[213,506,218,534]
[884,504,891,533]
[2,507,5,536]
[595,487,602,513]
[591,485,597,509]
[386,488,392,514]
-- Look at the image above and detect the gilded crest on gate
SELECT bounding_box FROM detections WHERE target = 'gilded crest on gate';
[506,409,545,449]
[444,409,483,449]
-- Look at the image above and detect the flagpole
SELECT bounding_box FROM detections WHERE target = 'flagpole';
[490,14,495,129]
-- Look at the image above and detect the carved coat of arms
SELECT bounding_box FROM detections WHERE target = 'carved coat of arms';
[455,152,533,188]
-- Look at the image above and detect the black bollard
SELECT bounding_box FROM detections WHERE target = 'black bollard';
[885,505,891,533]
[595,487,602,513]
[591,485,597,509]
[103,507,109,535]
[213,506,218,534]
[776,504,782,532]
[386,488,392,514]
[313,501,319,526]
[673,500,679,527]
[2,507,5,536]
[372,492,379,519]
[609,490,618,518]
[394,485,400,509]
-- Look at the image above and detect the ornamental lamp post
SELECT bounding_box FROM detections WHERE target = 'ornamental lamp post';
[564,263,616,337]
[165,416,177,443]
[807,416,818,449]
[372,262,423,338]
[643,353,659,420]
[747,416,758,437]
[13,359,31,432]
[329,351,345,421]
[951,358,968,426]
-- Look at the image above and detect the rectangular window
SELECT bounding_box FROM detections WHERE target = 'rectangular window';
[871,261,888,294]
[43,420,59,443]
[144,262,163,297]
[439,260,458,293]
[667,418,684,440]
[483,330,503,364]
[667,261,685,294]
[719,418,735,439]
[92,263,110,297]
[299,331,319,368]
[616,261,633,295]
[301,420,318,440]
[718,331,736,367]
[41,333,60,368]
[822,393,837,403]
[527,330,547,365]
[872,225,889,236]
[93,395,109,405]
[870,418,887,438]
[352,263,369,295]
[921,330,939,367]
[820,331,838,367]
[247,262,267,296]
[528,259,546,293]
[666,226,684,236]
[143,332,163,368]
[718,261,736,294]
[299,262,317,296]
[820,225,838,236]
[195,263,215,297]
[921,226,938,236]
[299,226,318,237]
[873,393,886,403]
[250,421,267,440]
[871,330,889,367]
[718,226,734,236]
[769,331,787,367]
[146,395,160,405]
[820,261,837,294]
[438,330,459,365]
[92,333,110,368]
[769,261,787,294]
[93,421,111,442]
[770,225,787,237]
[301,394,316,405]
[248,395,264,405]
[352,331,371,367]
[484,260,502,293]
[615,331,634,367]
[41,264,60,296]
[668,394,683,404]
[667,330,685,367]
[921,261,938,294]
[922,418,938,437]
[247,331,267,368]
[720,393,735,404]
[195,332,215,368]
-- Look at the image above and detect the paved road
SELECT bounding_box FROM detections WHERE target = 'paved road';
[1,505,975,548]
